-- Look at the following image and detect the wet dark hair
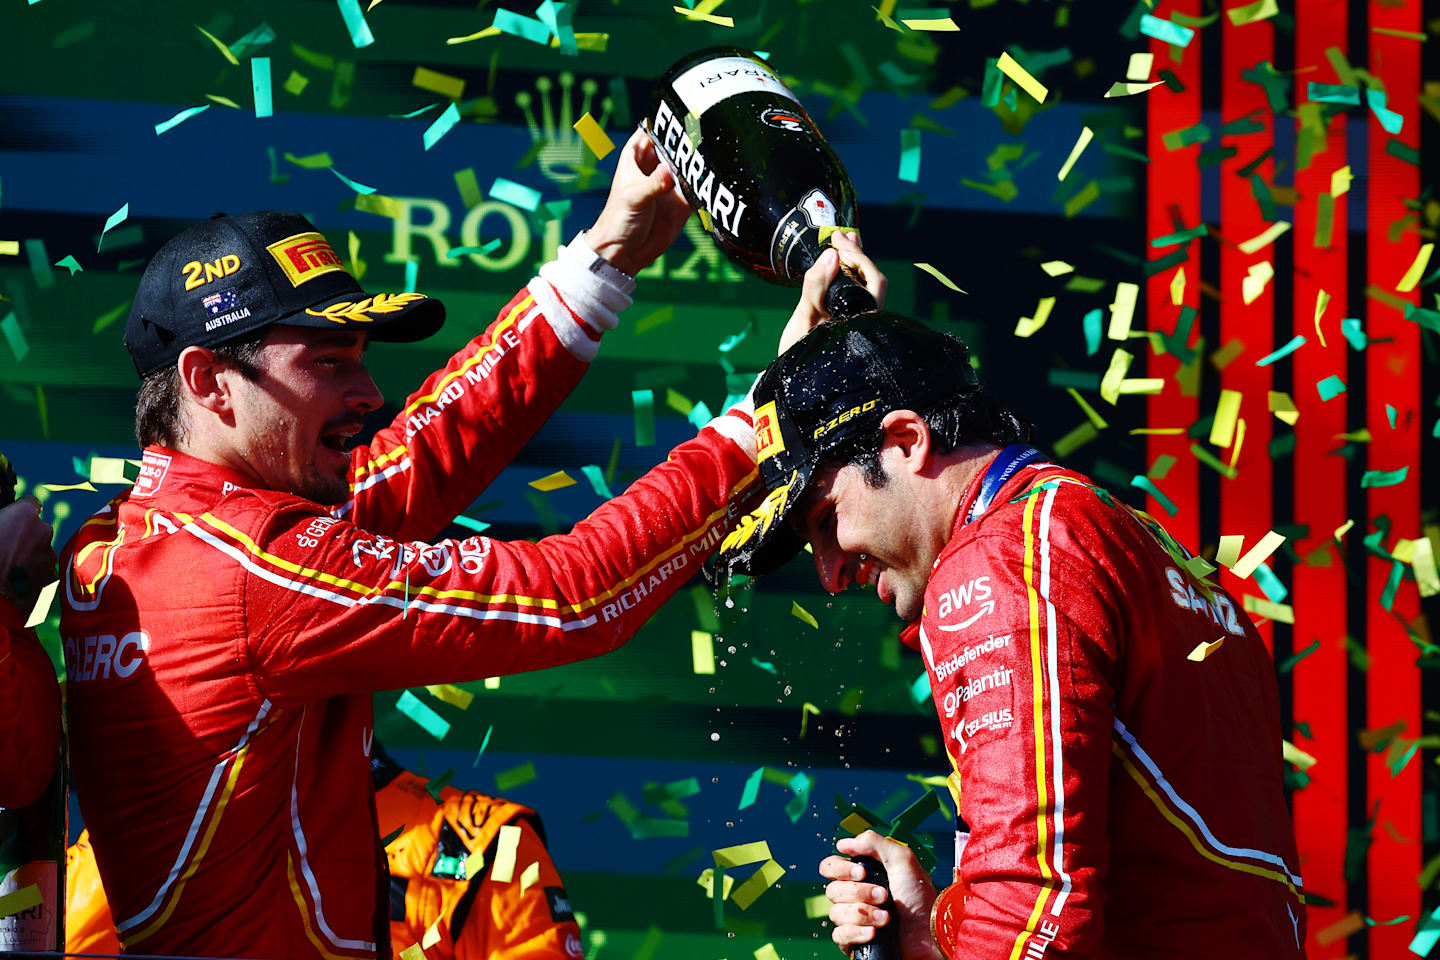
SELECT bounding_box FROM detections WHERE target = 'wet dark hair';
[134,332,267,448]
[831,390,1033,487]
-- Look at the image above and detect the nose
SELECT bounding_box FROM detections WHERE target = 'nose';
[350,368,383,414]
[814,545,851,595]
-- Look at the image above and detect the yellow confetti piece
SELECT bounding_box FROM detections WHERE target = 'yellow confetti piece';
[1040,260,1073,276]
[483,676,500,689]
[1268,391,1299,425]
[0,884,41,920]
[490,824,522,882]
[818,226,860,245]
[1217,534,1245,569]
[755,945,781,960]
[463,848,485,879]
[425,684,474,710]
[355,194,406,219]
[1227,0,1278,25]
[446,25,502,44]
[901,15,959,30]
[839,811,873,834]
[1056,125,1092,181]
[1313,289,1330,347]
[731,858,785,910]
[1334,519,1354,542]
[804,893,832,919]
[713,840,772,868]
[38,481,97,493]
[412,67,466,101]
[1393,539,1419,564]
[573,112,616,161]
[1099,348,1133,405]
[1130,427,1186,435]
[790,600,819,629]
[399,945,425,960]
[1244,595,1294,624]
[1237,220,1292,255]
[1185,555,1217,579]
[913,262,966,292]
[24,579,59,629]
[1014,296,1055,337]
[1103,80,1165,97]
[205,94,243,110]
[996,52,1048,103]
[1066,387,1108,430]
[1395,242,1434,293]
[673,6,734,25]
[1242,261,1273,304]
[519,860,541,893]
[283,70,310,95]
[1117,378,1164,395]
[1170,266,1186,306]
[1331,165,1352,197]
[1233,530,1286,579]
[1209,389,1242,447]
[1108,281,1139,340]
[1126,52,1154,81]
[692,630,716,675]
[1228,418,1246,470]
[1187,638,1225,661]
[1411,536,1439,598]
[195,24,240,65]
[529,470,577,491]
[1282,739,1317,770]
[697,868,736,900]
[0,241,19,256]
[89,457,135,485]
[422,919,443,950]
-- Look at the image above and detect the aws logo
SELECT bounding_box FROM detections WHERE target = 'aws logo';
[761,106,809,133]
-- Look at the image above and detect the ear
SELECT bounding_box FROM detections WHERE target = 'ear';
[176,345,236,419]
[878,409,932,476]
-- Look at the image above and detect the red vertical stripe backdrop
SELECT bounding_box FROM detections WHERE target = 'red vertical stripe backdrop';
[1364,1,1422,951]
[1145,0,1201,552]
[1290,1,1350,950]
[1217,13,1276,652]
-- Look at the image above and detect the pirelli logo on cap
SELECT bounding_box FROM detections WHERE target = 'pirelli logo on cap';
[753,401,785,464]
[266,231,347,287]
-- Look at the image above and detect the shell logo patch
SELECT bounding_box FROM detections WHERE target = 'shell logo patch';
[266,231,347,287]
[754,400,786,464]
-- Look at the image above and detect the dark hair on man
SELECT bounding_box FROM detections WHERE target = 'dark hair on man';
[835,390,1033,487]
[134,333,267,448]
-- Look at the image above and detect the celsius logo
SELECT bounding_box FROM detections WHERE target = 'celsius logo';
[954,708,1013,754]
[761,106,807,132]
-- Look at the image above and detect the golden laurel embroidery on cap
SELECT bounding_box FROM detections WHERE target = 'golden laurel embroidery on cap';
[720,470,797,554]
[180,254,242,291]
[305,292,428,324]
[266,231,348,287]
[753,400,786,464]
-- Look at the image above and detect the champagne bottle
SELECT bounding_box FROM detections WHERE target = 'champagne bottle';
[0,453,67,953]
[646,47,877,318]
[850,856,901,960]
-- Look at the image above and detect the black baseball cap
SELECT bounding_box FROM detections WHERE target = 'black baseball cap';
[719,311,981,576]
[124,210,445,377]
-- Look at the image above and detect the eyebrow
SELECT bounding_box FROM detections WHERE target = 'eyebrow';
[305,332,368,351]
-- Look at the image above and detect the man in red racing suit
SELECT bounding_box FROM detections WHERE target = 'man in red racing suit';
[57,132,774,959]
[721,312,1305,958]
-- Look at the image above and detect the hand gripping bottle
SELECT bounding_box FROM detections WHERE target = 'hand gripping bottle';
[851,856,901,960]
[646,47,877,318]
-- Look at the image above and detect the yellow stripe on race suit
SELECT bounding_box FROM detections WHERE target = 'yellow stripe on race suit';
[195,465,757,616]
[1111,740,1302,897]
[71,526,126,600]
[1008,489,1056,960]
[399,293,535,419]
[286,854,373,960]
[122,740,253,948]
[350,444,408,482]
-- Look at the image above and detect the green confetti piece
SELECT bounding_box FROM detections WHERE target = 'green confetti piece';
[1366,88,1403,134]
[1255,335,1306,366]
[1386,740,1419,777]
[1139,14,1194,47]
[1361,466,1408,488]
[580,464,613,499]
[1308,82,1360,104]
[379,824,404,848]
[495,760,537,792]
[445,240,503,258]
[1386,139,1421,166]
[791,600,819,629]
[92,299,131,334]
[980,56,1003,107]
[283,71,309,97]
[1341,317,1367,349]
[1063,180,1101,218]
[632,818,688,838]
[1268,431,1296,458]
[1220,112,1266,136]
[329,167,376,194]
[1250,174,1275,221]
[493,8,553,45]
[285,150,334,170]
[489,177,541,211]
[451,514,491,533]
[1380,559,1404,611]
[1161,124,1210,150]
[898,129,921,182]
[454,167,484,208]
[635,305,675,334]
[1279,639,1320,672]
[230,21,277,57]
[336,0,375,48]
[1405,304,1440,333]
[425,768,457,802]
[688,401,713,430]
[1130,476,1177,516]
[97,202,128,253]
[1083,307,1102,356]
[1151,224,1207,247]
[632,389,655,447]
[1409,904,1440,954]
[396,690,451,740]
[910,671,931,703]
[54,255,82,276]
[738,766,765,809]
[245,60,275,121]
[390,103,440,120]
[422,102,461,151]
[1386,404,1397,430]
[0,313,27,362]
[403,258,418,294]
[1189,442,1237,479]
[1316,375,1347,401]
[1253,562,1288,604]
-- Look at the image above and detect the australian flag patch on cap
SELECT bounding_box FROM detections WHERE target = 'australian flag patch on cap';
[203,288,240,317]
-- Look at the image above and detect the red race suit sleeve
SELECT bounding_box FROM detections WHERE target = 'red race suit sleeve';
[0,599,62,809]
[338,237,630,542]
[920,507,1118,958]
[224,420,757,704]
